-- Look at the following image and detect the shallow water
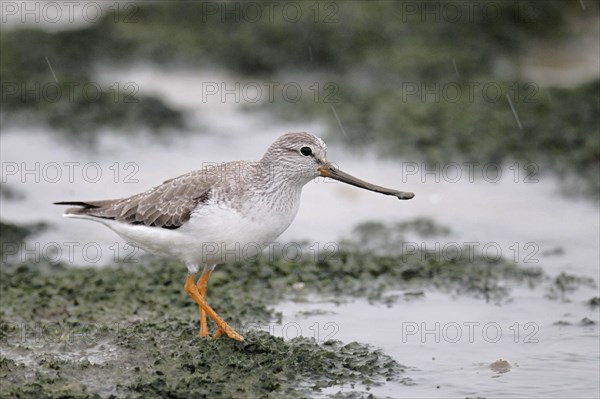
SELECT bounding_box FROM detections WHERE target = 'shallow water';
[277,290,599,398]
[1,65,599,398]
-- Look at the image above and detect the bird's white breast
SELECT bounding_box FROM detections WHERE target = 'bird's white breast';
[82,197,300,269]
[181,198,299,264]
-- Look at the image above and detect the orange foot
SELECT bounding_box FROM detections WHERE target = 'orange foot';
[185,273,243,341]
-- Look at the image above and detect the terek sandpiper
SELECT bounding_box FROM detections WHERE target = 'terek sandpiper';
[55,132,414,341]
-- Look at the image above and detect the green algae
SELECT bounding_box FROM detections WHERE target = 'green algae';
[0,221,48,260]
[0,222,31,248]
[0,252,408,397]
[121,332,405,398]
[545,272,597,301]
[1,306,406,398]
[292,78,599,198]
[81,1,575,78]
[342,218,452,254]
[1,328,406,398]
[0,183,25,201]
[0,217,548,397]
[1,1,597,194]
[579,317,596,326]
[0,27,184,139]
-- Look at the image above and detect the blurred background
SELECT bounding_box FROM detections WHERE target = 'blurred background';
[1,1,599,398]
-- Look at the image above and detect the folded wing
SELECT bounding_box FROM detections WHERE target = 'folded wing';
[55,169,215,230]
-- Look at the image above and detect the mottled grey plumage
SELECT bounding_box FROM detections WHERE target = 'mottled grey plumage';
[54,132,331,230]
[55,169,215,229]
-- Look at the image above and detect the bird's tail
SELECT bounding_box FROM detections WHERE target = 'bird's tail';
[54,201,109,216]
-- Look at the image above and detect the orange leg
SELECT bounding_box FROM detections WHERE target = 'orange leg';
[195,268,223,337]
[196,270,211,337]
[184,273,243,341]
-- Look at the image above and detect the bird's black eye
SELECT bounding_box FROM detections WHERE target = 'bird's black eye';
[300,146,312,156]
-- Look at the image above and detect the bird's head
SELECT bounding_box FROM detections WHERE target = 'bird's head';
[261,132,414,200]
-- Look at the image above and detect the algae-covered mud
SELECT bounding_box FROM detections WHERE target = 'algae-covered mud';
[1,259,410,398]
[1,217,596,397]
[0,218,545,398]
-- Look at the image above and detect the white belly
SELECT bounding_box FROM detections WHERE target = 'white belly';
[69,200,299,270]
[179,201,298,265]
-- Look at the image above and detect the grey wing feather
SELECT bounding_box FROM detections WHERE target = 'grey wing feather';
[55,169,216,229]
